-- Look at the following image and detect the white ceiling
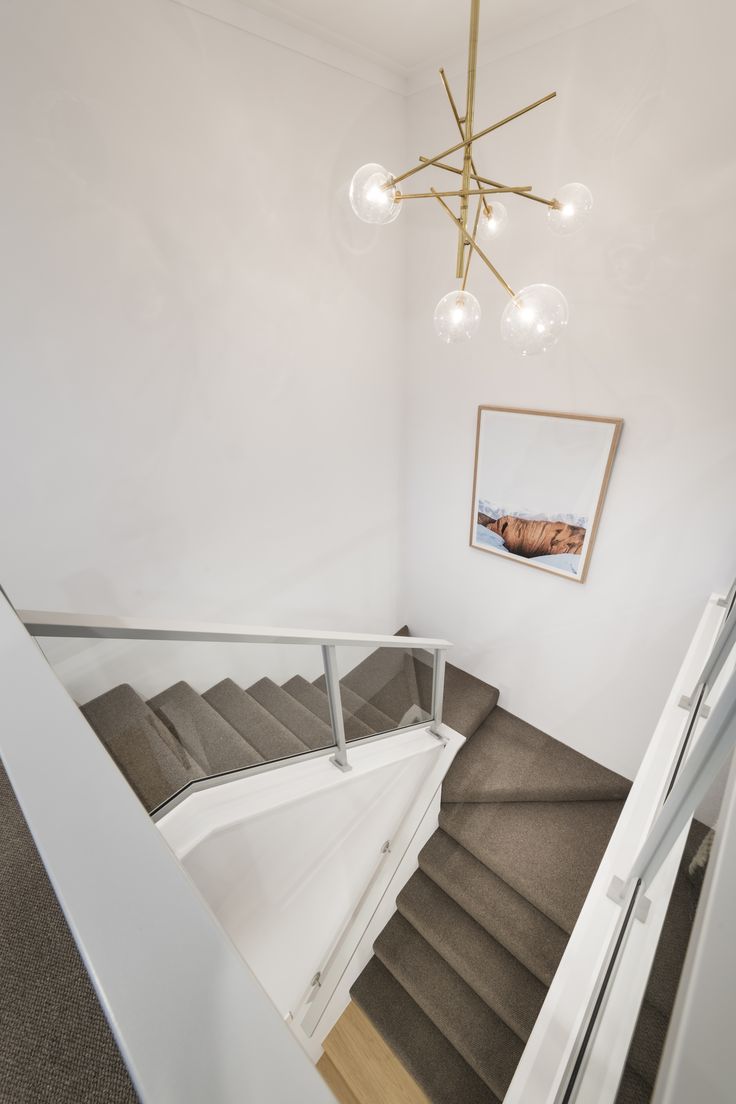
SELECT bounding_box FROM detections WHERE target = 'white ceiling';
[238,0,585,74]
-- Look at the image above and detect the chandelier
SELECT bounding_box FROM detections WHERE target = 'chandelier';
[348,0,593,354]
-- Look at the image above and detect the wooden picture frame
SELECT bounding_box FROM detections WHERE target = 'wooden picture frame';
[470,406,623,583]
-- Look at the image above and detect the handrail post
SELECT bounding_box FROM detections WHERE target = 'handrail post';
[430,649,446,737]
[322,645,351,773]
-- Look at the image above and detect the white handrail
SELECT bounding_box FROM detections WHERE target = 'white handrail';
[19,609,452,651]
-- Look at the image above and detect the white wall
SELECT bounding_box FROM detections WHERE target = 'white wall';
[1,0,734,781]
[0,0,407,642]
[402,0,736,781]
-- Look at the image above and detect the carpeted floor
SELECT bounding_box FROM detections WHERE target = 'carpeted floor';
[0,762,138,1104]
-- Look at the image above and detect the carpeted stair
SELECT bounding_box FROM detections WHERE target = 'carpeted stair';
[350,675,707,1103]
[3,632,709,1102]
[79,635,434,813]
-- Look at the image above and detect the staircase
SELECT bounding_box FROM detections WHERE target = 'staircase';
[326,666,707,1104]
[63,626,709,1102]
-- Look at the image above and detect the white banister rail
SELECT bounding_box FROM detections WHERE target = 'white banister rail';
[19,609,452,651]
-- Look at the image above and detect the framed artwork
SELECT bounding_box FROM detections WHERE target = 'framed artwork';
[470,406,622,583]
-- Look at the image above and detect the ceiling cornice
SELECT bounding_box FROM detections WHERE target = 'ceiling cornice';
[406,0,637,96]
[170,0,409,95]
[171,0,636,99]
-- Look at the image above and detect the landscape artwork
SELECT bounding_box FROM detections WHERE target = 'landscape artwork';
[470,407,622,582]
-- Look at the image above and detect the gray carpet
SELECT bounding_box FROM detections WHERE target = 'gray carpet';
[351,658,707,1103]
[0,762,138,1103]
[81,666,407,810]
[81,684,201,813]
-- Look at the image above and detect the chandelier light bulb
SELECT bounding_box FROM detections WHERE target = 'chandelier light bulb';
[547,183,593,235]
[433,290,481,344]
[349,163,401,225]
[477,202,508,241]
[500,284,569,355]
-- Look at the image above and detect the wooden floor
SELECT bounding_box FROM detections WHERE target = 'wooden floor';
[318,1002,430,1104]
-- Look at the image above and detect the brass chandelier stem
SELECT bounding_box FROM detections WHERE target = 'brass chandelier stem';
[431,189,516,299]
[461,197,485,292]
[457,0,481,277]
[439,69,491,219]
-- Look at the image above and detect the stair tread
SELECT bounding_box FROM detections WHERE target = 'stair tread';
[374,912,524,1099]
[415,659,499,737]
[247,677,332,750]
[81,684,200,812]
[346,660,430,728]
[439,799,623,933]
[443,707,631,804]
[419,829,567,987]
[351,957,500,1104]
[312,675,397,733]
[203,678,309,761]
[398,869,547,1041]
[281,676,372,742]
[333,645,422,724]
[149,681,263,775]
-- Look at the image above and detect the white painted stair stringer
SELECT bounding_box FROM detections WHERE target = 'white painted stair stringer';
[157,723,466,1063]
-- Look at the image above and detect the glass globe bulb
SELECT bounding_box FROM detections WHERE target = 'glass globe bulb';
[477,202,508,242]
[433,290,481,344]
[500,284,568,355]
[349,163,401,225]
[548,183,593,235]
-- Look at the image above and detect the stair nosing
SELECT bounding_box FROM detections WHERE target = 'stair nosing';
[396,868,548,1043]
[419,828,568,989]
[374,913,524,1100]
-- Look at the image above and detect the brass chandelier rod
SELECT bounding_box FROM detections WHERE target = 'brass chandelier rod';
[431,188,516,299]
[388,90,556,189]
[419,161,558,208]
[398,186,532,201]
[418,157,553,205]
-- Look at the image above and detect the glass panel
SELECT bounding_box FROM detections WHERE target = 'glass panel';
[332,644,434,740]
[612,753,731,1103]
[35,635,335,814]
